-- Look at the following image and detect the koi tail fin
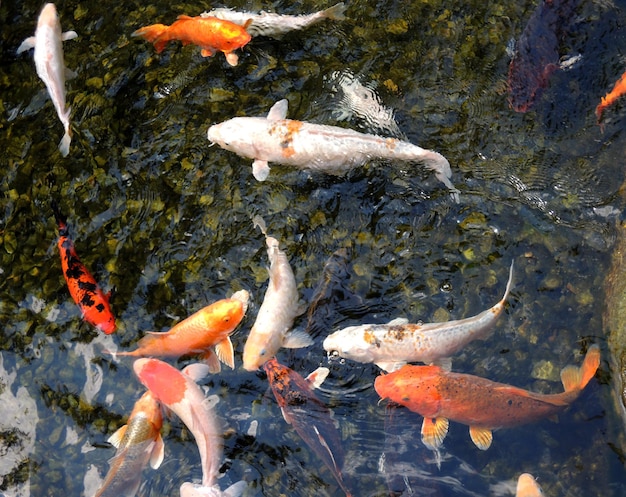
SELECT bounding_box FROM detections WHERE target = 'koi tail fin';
[323,3,347,21]
[560,344,600,393]
[51,201,69,236]
[132,24,170,53]
[59,126,71,157]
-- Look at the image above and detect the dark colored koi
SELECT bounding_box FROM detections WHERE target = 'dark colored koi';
[508,0,579,112]
[263,358,353,497]
[52,201,116,334]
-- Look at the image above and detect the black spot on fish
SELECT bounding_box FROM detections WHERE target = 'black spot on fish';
[78,280,97,292]
[96,303,105,312]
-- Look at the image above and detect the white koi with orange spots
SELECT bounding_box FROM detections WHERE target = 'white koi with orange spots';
[323,262,514,372]
[207,99,458,200]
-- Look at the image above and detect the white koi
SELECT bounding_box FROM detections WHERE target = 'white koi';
[323,262,514,372]
[242,216,312,371]
[133,359,236,492]
[201,3,346,39]
[17,3,77,157]
[207,99,458,201]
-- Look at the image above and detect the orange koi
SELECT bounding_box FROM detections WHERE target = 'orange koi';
[95,391,164,497]
[132,15,251,66]
[596,70,626,124]
[263,358,353,497]
[374,345,600,451]
[52,202,115,334]
[116,290,249,373]
[516,473,544,497]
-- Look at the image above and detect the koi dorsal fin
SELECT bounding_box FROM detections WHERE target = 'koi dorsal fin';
[267,99,289,120]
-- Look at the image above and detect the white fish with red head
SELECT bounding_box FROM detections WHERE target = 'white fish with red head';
[323,261,514,372]
[207,99,459,201]
[242,216,312,371]
[17,3,77,157]
[133,359,241,494]
[201,3,346,39]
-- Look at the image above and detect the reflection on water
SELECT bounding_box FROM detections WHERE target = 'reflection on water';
[2,0,626,496]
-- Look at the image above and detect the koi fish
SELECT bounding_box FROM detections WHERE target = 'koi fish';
[116,290,249,373]
[242,217,312,371]
[51,202,116,334]
[94,391,164,497]
[200,3,346,39]
[323,262,514,372]
[507,0,579,112]
[374,344,600,450]
[263,358,353,497]
[132,15,251,66]
[134,359,243,494]
[516,473,544,497]
[17,3,77,156]
[207,99,459,201]
[596,70,626,125]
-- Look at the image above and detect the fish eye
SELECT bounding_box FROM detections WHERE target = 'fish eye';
[259,349,266,357]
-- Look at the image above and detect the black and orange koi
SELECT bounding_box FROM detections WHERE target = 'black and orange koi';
[52,202,116,334]
[263,358,353,497]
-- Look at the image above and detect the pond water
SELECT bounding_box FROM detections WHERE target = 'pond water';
[1,0,626,496]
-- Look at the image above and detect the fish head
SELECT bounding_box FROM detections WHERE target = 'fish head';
[207,117,267,159]
[323,325,378,363]
[374,365,443,416]
[242,327,280,371]
[97,314,116,335]
[130,390,163,428]
[516,473,544,497]
[202,298,246,333]
[212,19,252,51]
[38,3,60,28]
[133,358,188,406]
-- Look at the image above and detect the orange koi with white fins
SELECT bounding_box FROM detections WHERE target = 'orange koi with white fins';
[263,358,353,497]
[52,202,116,335]
[596,69,626,125]
[516,473,544,497]
[201,3,346,39]
[133,359,246,496]
[94,391,164,497]
[17,3,77,157]
[207,99,459,201]
[242,217,312,371]
[374,345,600,451]
[116,290,248,373]
[132,15,251,66]
[324,262,514,372]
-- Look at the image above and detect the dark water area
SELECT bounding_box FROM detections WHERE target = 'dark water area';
[1,0,626,496]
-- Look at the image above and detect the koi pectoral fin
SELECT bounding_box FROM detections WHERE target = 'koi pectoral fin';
[215,337,235,369]
[469,426,493,450]
[252,159,271,181]
[150,434,165,469]
[421,417,449,450]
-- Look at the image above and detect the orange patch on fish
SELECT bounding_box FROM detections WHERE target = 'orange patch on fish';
[596,69,626,125]
[134,358,187,405]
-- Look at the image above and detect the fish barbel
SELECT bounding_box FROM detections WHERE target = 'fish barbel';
[200,3,346,39]
[207,99,458,201]
[323,261,514,372]
[242,217,312,371]
[375,344,600,450]
[17,3,77,156]
[94,391,164,497]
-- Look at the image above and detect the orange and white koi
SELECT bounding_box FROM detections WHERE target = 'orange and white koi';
[94,391,164,497]
[516,473,544,497]
[200,3,346,39]
[17,3,77,157]
[132,15,251,66]
[374,345,600,450]
[323,262,514,372]
[116,290,249,373]
[596,69,626,124]
[242,217,312,371]
[52,202,116,334]
[207,99,458,200]
[263,358,353,497]
[133,359,244,495]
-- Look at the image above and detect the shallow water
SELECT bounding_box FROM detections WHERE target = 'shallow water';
[1,0,626,496]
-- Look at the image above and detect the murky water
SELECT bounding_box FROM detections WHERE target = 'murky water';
[1,0,626,496]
